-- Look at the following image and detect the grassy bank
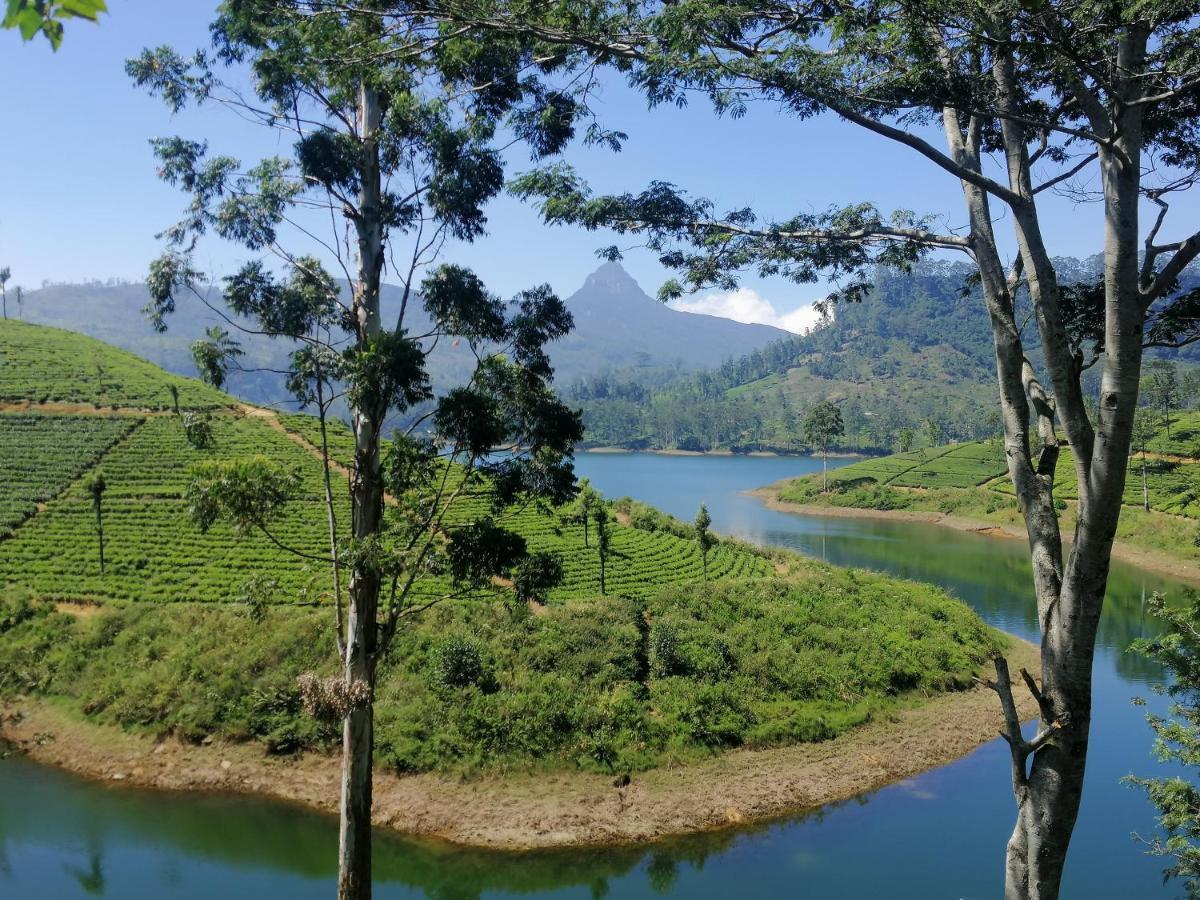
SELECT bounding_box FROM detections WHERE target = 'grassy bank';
[773,438,1200,575]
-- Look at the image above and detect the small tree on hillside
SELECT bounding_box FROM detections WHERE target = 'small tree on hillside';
[83,470,107,575]
[1131,412,1157,512]
[565,477,599,546]
[694,503,715,582]
[13,285,21,319]
[897,427,915,454]
[802,401,844,492]
[0,267,9,321]
[924,418,942,450]
[513,552,564,607]
[1145,361,1180,440]
[594,503,610,595]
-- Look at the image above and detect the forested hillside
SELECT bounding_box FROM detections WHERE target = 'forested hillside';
[568,258,1200,453]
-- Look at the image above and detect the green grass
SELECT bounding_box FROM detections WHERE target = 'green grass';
[0,412,140,536]
[0,319,229,410]
[1,572,1002,774]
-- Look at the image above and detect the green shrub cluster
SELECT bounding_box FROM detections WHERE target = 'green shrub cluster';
[1,570,1001,775]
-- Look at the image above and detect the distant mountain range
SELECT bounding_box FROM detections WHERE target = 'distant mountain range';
[9,262,788,413]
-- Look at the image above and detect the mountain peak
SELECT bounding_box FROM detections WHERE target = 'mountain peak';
[581,260,644,297]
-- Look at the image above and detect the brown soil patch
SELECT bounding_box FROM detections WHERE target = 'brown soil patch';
[0,401,159,416]
[52,601,104,619]
[1,639,1038,851]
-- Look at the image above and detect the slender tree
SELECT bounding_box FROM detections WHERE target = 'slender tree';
[594,502,610,595]
[1130,411,1156,512]
[897,426,915,454]
[1144,361,1180,440]
[83,470,107,575]
[694,503,714,582]
[566,476,598,546]
[0,267,9,321]
[445,2,1200,894]
[802,401,844,492]
[129,5,585,897]
[13,285,21,319]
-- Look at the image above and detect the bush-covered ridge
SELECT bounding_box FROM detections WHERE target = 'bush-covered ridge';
[0,574,1003,775]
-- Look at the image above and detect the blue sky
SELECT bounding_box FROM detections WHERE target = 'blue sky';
[3,2,1196,332]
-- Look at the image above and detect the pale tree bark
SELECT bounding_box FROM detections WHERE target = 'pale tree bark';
[932,23,1160,899]
[338,79,386,900]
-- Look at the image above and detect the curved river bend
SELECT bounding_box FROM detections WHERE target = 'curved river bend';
[0,453,1187,898]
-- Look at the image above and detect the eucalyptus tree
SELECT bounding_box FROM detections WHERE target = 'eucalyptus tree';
[0,267,9,320]
[1144,360,1180,439]
[594,501,610,594]
[432,1,1200,895]
[802,400,843,492]
[1130,411,1155,512]
[127,4,584,897]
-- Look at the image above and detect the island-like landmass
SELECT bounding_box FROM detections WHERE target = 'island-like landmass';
[0,320,1036,847]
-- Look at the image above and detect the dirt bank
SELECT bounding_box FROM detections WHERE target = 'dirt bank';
[2,638,1037,851]
[749,486,1200,586]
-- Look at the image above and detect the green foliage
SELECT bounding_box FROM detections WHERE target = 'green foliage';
[1129,592,1200,896]
[0,570,999,775]
[803,401,845,453]
[180,411,215,450]
[190,327,244,390]
[0,412,135,536]
[3,0,106,49]
[187,456,302,534]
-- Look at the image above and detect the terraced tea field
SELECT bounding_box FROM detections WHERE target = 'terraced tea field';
[0,320,228,410]
[830,441,1007,490]
[0,322,774,607]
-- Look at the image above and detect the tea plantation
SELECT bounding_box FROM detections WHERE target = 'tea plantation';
[0,321,1002,774]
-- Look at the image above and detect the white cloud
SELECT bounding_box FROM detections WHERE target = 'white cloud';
[669,287,825,335]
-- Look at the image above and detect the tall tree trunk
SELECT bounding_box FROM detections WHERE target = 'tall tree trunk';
[821,447,828,492]
[985,27,1147,899]
[338,79,386,900]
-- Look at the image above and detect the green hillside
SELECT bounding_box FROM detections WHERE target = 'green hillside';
[775,424,1200,565]
[569,259,1200,453]
[0,321,1001,775]
[0,319,228,410]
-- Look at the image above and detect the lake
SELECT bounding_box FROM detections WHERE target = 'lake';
[0,452,1186,898]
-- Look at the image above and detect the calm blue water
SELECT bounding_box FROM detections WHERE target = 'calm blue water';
[0,452,1187,898]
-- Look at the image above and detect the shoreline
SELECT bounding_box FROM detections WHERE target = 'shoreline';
[748,485,1200,586]
[2,636,1037,851]
[583,447,869,459]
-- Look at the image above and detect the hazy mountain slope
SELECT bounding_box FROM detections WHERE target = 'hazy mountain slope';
[553,262,789,374]
[10,263,788,412]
